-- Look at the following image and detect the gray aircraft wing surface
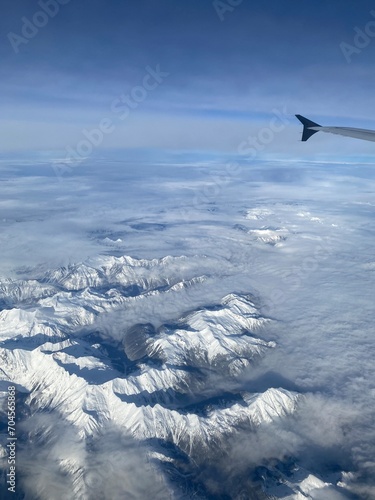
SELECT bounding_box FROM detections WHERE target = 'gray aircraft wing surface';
[295,115,375,143]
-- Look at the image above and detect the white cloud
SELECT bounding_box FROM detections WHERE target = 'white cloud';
[1,155,375,497]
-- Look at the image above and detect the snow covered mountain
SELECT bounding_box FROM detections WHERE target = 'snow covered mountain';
[0,252,354,499]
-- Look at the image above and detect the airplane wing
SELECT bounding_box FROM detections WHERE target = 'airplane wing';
[295,114,375,143]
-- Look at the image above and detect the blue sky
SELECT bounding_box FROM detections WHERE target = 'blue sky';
[2,0,375,159]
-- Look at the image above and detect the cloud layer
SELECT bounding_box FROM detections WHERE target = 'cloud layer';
[0,155,375,497]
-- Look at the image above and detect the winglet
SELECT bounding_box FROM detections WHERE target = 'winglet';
[295,115,321,142]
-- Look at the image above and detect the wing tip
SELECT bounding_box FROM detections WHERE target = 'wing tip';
[295,115,321,142]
